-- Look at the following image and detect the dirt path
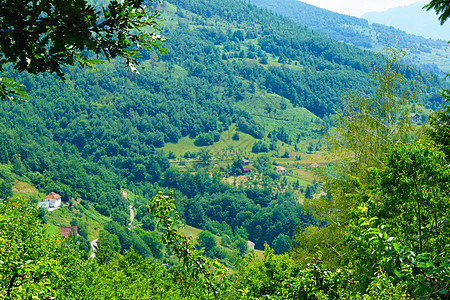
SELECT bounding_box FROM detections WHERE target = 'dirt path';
[90,238,98,258]
[128,205,134,230]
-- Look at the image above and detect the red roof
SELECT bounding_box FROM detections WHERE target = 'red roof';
[59,226,78,238]
[242,158,250,163]
[242,166,252,172]
[45,192,61,200]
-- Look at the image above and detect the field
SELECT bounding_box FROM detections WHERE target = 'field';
[179,225,265,259]
[45,204,110,241]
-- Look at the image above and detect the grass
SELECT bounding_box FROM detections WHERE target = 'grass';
[178,225,264,259]
[46,204,110,241]
[46,223,60,235]
[163,124,258,158]
[12,179,41,200]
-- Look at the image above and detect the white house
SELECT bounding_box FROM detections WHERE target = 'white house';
[409,113,421,124]
[248,240,255,250]
[274,166,286,176]
[38,192,62,211]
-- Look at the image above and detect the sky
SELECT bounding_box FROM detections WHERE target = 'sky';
[299,0,423,17]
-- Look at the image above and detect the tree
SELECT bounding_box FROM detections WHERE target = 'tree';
[272,233,290,254]
[198,148,212,166]
[197,230,217,255]
[0,179,13,199]
[194,132,214,146]
[0,0,166,101]
[425,0,450,25]
[141,214,156,231]
[370,143,450,256]
[99,229,121,254]
[230,156,244,175]
[341,143,450,297]
[0,197,82,298]
[252,141,269,153]
[317,48,418,220]
[425,1,450,102]
[297,49,420,267]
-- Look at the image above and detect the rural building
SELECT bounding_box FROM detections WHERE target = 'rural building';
[38,192,62,211]
[274,166,286,176]
[248,240,255,250]
[242,158,250,166]
[59,226,78,238]
[409,113,420,123]
[242,166,252,174]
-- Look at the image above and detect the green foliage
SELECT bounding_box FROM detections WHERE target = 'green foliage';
[272,233,290,254]
[194,132,215,146]
[230,156,244,175]
[0,0,166,101]
[234,243,353,299]
[197,230,217,255]
[0,179,13,199]
[346,200,450,298]
[426,105,450,158]
[425,0,450,25]
[99,229,121,254]
[149,192,227,299]
[0,197,79,298]
[135,227,163,259]
[237,117,264,139]
[302,49,421,266]
[141,213,156,231]
[251,140,269,153]
[371,142,450,256]
[330,48,417,181]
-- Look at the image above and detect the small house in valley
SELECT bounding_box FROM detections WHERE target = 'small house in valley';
[274,166,286,176]
[242,158,250,166]
[242,166,252,174]
[248,240,255,250]
[38,192,62,211]
[409,113,421,124]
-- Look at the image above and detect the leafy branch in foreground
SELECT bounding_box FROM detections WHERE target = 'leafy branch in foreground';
[0,0,166,102]
[149,192,227,300]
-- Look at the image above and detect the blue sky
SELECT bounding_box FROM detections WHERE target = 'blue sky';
[299,0,423,17]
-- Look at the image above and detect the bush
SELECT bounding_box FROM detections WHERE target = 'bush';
[95,203,110,216]
[194,132,214,146]
[252,141,269,153]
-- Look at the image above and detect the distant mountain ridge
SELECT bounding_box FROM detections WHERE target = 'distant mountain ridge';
[363,0,450,41]
[249,0,450,73]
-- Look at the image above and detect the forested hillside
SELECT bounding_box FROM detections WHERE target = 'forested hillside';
[0,0,446,255]
[2,0,450,298]
[0,0,446,264]
[250,0,450,74]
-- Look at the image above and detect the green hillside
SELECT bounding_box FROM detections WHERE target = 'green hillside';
[0,0,446,256]
[0,0,444,264]
[2,0,450,298]
[250,0,450,73]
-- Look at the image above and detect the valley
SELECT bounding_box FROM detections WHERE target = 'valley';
[1,0,450,298]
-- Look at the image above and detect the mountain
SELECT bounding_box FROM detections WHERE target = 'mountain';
[249,0,450,73]
[0,0,446,257]
[363,1,450,41]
